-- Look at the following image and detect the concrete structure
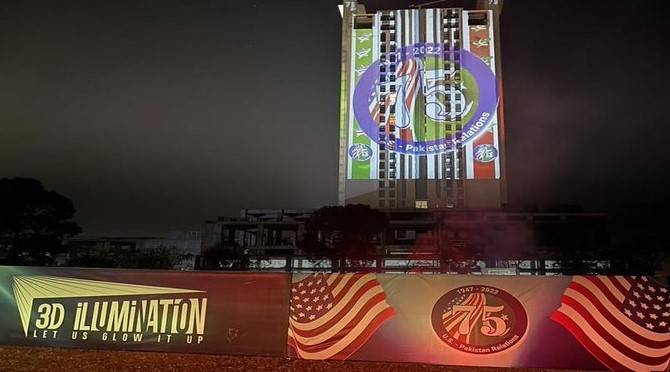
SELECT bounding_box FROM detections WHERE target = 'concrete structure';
[199,208,610,274]
[338,1,506,209]
[197,1,617,276]
[201,209,312,256]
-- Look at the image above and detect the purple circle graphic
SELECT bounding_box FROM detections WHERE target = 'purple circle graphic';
[353,44,498,155]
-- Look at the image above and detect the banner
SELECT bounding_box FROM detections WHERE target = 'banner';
[0,266,290,356]
[2,266,668,370]
[287,273,670,371]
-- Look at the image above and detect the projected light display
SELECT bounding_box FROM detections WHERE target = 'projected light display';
[353,45,497,155]
[344,10,502,181]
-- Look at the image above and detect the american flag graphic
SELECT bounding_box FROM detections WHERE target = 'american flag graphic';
[287,273,395,360]
[370,58,419,146]
[396,58,419,144]
[551,276,670,371]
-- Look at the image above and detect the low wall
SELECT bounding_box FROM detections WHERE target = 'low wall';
[0,266,668,371]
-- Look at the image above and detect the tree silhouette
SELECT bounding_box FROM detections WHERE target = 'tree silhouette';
[300,204,387,272]
[67,246,191,270]
[0,178,81,265]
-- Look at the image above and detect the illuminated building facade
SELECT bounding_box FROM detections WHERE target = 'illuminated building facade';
[338,1,506,209]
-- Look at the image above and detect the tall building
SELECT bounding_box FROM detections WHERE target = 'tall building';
[338,0,506,209]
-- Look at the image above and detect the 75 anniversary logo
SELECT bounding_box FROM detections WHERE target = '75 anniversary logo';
[431,285,528,354]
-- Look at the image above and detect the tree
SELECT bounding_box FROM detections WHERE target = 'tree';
[131,247,191,270]
[300,204,387,272]
[66,246,190,270]
[0,178,82,265]
[199,247,252,271]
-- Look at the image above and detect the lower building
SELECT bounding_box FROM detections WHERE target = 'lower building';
[198,207,610,274]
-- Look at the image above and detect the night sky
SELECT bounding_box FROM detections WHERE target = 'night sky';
[1,0,669,236]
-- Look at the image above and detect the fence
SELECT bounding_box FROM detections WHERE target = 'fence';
[0,266,667,371]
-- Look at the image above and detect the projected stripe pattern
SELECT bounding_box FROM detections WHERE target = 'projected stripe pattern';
[442,292,485,344]
[287,273,394,360]
[551,276,670,371]
[12,275,201,335]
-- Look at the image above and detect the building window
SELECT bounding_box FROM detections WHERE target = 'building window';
[415,200,428,209]
[395,229,416,240]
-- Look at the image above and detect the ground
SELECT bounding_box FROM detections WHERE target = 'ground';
[0,346,579,372]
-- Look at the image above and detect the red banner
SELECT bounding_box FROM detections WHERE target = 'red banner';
[0,267,290,356]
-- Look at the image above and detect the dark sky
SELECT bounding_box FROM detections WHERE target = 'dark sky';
[1,0,669,236]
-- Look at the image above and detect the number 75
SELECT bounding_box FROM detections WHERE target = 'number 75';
[452,304,509,337]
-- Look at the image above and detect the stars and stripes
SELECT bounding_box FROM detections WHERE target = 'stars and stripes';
[442,292,486,344]
[551,276,670,371]
[396,58,419,144]
[369,58,419,146]
[287,273,394,360]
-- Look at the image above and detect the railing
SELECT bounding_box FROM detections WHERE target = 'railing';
[196,255,617,275]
